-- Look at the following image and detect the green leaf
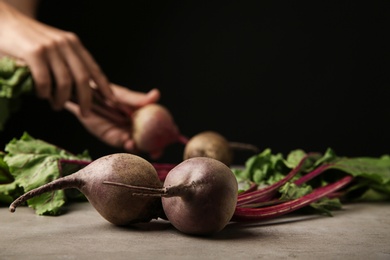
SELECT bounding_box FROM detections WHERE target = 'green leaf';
[331,156,390,184]
[279,182,312,200]
[309,198,343,216]
[285,149,307,167]
[0,57,17,78]
[0,152,13,184]
[27,190,67,215]
[0,57,34,131]
[2,132,91,215]
[325,155,390,200]
[235,148,390,216]
[0,57,33,97]
[0,181,24,205]
[233,148,292,185]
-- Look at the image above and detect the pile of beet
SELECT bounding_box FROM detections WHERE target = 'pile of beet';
[8,103,356,236]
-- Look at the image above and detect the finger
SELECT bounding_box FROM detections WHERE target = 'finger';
[113,86,161,107]
[142,88,161,105]
[25,53,52,99]
[123,139,135,152]
[100,128,131,148]
[72,40,115,102]
[59,33,92,116]
[65,101,132,149]
[64,100,82,117]
[46,47,73,110]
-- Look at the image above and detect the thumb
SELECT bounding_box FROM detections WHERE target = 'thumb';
[112,85,161,107]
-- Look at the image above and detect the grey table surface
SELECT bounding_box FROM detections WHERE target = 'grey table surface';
[1,201,389,260]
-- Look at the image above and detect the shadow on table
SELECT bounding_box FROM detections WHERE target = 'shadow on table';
[92,203,367,240]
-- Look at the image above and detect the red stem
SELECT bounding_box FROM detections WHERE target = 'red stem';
[152,163,177,181]
[232,175,353,222]
[236,153,319,206]
[91,90,132,126]
[294,163,333,186]
[177,134,189,144]
[238,182,258,195]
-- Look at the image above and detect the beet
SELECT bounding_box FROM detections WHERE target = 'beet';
[9,153,164,225]
[183,131,259,166]
[104,157,239,235]
[131,103,188,159]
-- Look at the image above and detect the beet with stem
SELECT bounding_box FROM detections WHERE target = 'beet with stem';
[104,157,239,236]
[131,103,188,159]
[9,153,164,225]
[82,96,188,160]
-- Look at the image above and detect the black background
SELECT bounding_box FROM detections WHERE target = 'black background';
[1,1,389,164]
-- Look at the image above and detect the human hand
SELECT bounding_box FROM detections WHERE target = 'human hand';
[0,1,114,116]
[65,85,161,153]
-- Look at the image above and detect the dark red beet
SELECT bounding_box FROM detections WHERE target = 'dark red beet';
[9,153,164,225]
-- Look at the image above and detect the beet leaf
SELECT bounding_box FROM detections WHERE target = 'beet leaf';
[0,132,91,214]
[232,148,390,220]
